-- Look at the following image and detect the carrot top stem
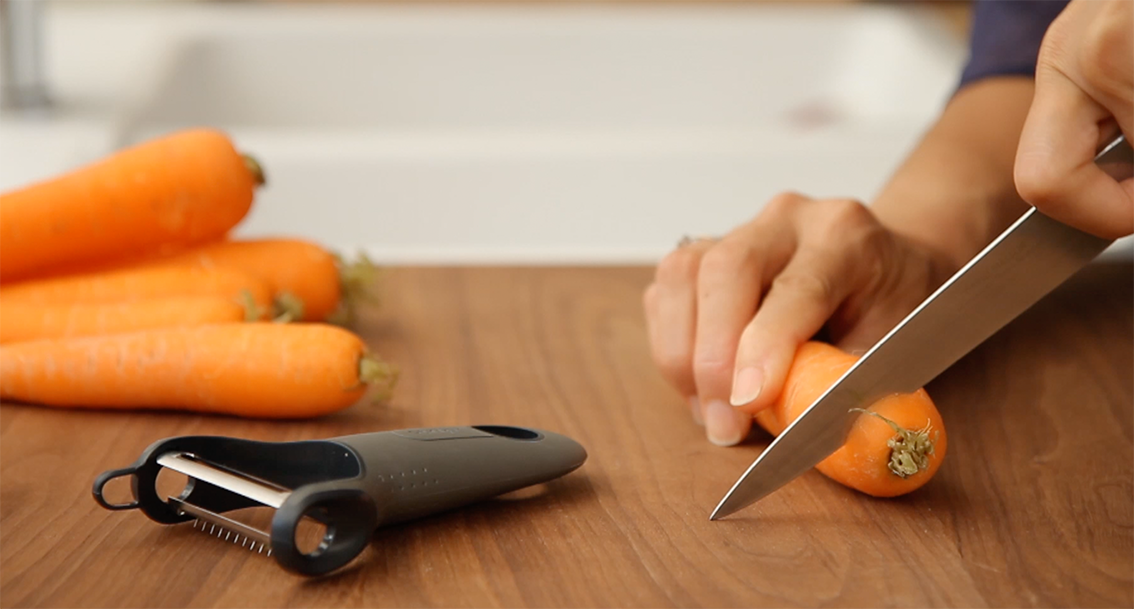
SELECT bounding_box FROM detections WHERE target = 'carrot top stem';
[237,289,264,321]
[849,408,938,479]
[242,154,267,186]
[358,354,399,404]
[329,252,382,327]
[272,291,305,323]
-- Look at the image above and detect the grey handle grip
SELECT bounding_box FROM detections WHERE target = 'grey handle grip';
[268,425,587,574]
[333,426,587,525]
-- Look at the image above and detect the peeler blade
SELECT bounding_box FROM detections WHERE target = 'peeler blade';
[157,453,291,508]
[173,497,272,550]
[156,453,285,556]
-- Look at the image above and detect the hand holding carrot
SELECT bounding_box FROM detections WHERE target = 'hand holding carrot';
[643,194,955,447]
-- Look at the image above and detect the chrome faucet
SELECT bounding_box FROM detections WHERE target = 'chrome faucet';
[1,0,51,110]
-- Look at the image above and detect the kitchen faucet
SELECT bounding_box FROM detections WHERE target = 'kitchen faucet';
[1,0,51,110]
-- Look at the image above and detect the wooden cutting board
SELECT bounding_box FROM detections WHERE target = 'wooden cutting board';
[2,262,1129,607]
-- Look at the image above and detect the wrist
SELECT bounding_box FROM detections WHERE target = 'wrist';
[870,77,1036,269]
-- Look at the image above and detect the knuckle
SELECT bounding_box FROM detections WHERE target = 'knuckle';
[772,270,834,304]
[806,199,874,245]
[825,198,873,228]
[763,191,807,216]
[655,247,702,284]
[698,240,755,278]
[692,354,732,386]
[1014,157,1063,210]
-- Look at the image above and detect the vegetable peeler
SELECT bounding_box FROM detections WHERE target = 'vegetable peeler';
[93,426,587,576]
[711,133,1134,520]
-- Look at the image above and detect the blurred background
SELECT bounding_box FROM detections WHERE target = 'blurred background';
[1,0,977,264]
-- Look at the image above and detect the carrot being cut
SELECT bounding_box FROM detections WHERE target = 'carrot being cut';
[0,266,272,316]
[754,341,947,497]
[0,297,254,344]
[0,323,398,418]
[0,129,264,283]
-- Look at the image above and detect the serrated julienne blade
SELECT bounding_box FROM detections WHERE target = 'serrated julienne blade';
[173,498,272,555]
[157,453,286,555]
[710,134,1134,520]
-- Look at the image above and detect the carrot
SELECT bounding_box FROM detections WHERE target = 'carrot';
[754,341,947,497]
[0,266,272,317]
[156,239,342,321]
[0,323,398,418]
[0,297,254,344]
[14,239,380,324]
[0,129,264,282]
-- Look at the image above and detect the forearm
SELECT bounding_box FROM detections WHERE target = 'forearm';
[871,78,1036,270]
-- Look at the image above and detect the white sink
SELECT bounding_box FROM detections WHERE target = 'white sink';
[124,5,956,132]
[6,1,978,263]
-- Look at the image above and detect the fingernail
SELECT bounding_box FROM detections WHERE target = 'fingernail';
[705,400,744,446]
[730,366,764,407]
[689,397,704,426]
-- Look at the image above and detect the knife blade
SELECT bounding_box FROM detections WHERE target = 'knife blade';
[710,133,1134,520]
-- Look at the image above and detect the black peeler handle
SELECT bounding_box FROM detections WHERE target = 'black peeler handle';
[93,425,587,576]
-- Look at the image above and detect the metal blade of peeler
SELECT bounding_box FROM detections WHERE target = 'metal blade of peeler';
[157,453,289,555]
[711,133,1134,521]
[172,497,273,554]
[157,453,291,508]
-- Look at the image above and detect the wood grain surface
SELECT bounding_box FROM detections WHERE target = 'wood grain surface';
[2,263,1131,608]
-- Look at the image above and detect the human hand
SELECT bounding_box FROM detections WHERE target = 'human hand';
[643,194,955,446]
[1015,0,1133,239]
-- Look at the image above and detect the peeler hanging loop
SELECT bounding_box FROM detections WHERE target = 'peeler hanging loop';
[92,466,140,510]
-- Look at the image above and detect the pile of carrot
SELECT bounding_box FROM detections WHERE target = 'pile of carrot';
[0,128,395,418]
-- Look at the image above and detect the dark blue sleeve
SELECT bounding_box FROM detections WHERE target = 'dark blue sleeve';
[958,0,1071,89]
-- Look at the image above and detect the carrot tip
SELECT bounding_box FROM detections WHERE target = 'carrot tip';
[242,153,266,187]
[850,408,937,479]
[358,354,399,404]
[272,291,305,323]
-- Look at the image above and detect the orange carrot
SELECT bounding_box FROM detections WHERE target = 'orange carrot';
[0,266,272,316]
[156,239,342,321]
[755,341,947,497]
[15,239,377,323]
[0,297,254,344]
[0,129,264,282]
[0,323,398,418]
